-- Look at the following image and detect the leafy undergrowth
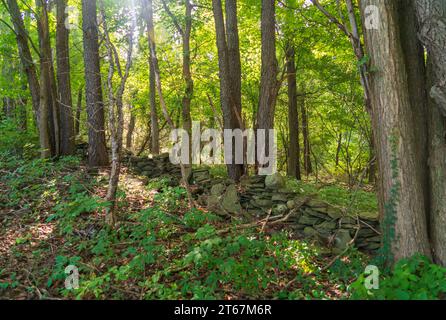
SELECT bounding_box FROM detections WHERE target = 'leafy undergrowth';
[2,153,445,300]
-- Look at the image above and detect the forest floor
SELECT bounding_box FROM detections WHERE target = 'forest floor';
[0,154,375,300]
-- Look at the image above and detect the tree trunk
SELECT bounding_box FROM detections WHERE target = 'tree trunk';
[146,7,160,156]
[360,0,431,262]
[6,0,41,122]
[212,0,244,181]
[75,85,83,136]
[415,0,446,266]
[226,0,242,128]
[368,131,376,184]
[144,0,195,206]
[286,44,301,180]
[38,53,51,158]
[36,0,58,157]
[335,132,342,168]
[56,0,75,156]
[126,104,136,150]
[257,0,278,173]
[300,89,312,175]
[161,0,195,180]
[102,2,134,227]
[82,0,109,167]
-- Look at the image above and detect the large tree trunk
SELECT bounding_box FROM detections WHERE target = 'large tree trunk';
[212,0,244,181]
[126,104,136,150]
[56,0,75,156]
[226,0,242,128]
[257,0,278,172]
[144,1,160,156]
[257,0,278,132]
[360,0,431,263]
[75,85,83,136]
[300,89,312,175]
[415,0,446,266]
[6,0,40,122]
[181,0,193,181]
[149,58,159,155]
[37,0,59,157]
[82,0,108,167]
[286,44,301,180]
[38,53,51,158]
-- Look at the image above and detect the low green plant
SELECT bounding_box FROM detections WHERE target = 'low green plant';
[349,254,446,300]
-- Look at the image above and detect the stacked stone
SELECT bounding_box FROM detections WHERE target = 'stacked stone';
[123,152,382,253]
[240,174,297,217]
[129,153,182,179]
[290,199,381,252]
[191,169,212,187]
[205,172,381,252]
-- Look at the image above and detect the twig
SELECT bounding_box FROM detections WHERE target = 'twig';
[216,196,313,234]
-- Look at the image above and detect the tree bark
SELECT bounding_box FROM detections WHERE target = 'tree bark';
[300,89,312,175]
[75,85,83,136]
[360,0,431,262]
[126,104,136,150]
[257,0,278,132]
[102,2,134,227]
[36,0,59,157]
[56,0,75,156]
[257,0,279,172]
[149,57,159,155]
[415,0,446,266]
[6,0,40,122]
[286,44,301,180]
[212,0,244,181]
[82,0,109,167]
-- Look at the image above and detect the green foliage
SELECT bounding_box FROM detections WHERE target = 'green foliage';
[183,209,220,229]
[0,119,37,158]
[375,135,399,268]
[0,270,19,291]
[0,153,82,209]
[47,255,81,288]
[48,193,109,234]
[350,255,446,300]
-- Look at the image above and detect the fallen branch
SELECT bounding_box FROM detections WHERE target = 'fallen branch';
[216,195,313,235]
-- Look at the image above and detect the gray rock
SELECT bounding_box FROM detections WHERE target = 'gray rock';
[364,242,381,250]
[207,195,226,216]
[303,227,319,237]
[298,214,321,226]
[357,228,378,238]
[210,183,226,196]
[254,199,273,208]
[305,209,331,221]
[326,207,344,219]
[315,221,337,231]
[287,200,296,209]
[334,229,352,251]
[221,185,242,214]
[265,173,286,189]
[272,204,288,215]
[272,194,288,202]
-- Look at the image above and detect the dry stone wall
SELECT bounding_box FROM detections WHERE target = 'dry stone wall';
[126,154,381,252]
